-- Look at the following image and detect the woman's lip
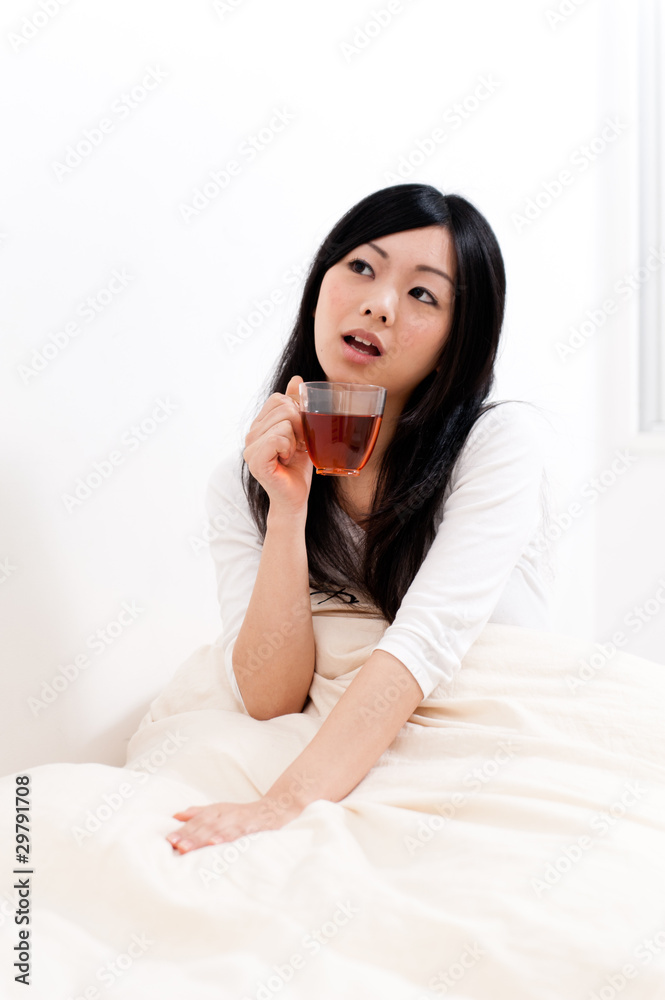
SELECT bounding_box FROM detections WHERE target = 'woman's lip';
[341,335,381,364]
[343,330,384,355]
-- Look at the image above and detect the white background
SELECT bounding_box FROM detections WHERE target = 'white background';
[1,0,663,776]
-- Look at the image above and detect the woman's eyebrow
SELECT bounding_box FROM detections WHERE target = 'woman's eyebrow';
[366,241,455,288]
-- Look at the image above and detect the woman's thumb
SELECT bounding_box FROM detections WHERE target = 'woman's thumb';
[286,376,308,452]
[286,375,303,407]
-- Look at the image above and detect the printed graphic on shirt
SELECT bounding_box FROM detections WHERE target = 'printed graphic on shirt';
[309,588,360,606]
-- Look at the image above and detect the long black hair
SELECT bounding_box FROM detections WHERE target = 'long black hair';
[240,182,529,623]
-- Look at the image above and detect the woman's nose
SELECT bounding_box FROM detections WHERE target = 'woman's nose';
[360,285,396,324]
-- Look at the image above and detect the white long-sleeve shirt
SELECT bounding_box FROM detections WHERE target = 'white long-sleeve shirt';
[205,401,556,710]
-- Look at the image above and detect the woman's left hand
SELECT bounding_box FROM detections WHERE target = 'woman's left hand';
[166,795,304,854]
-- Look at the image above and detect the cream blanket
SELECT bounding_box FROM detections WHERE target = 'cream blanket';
[1,614,665,999]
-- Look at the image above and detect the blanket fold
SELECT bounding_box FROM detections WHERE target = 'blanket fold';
[1,616,664,999]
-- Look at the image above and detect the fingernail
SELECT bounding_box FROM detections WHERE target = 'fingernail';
[178,839,192,851]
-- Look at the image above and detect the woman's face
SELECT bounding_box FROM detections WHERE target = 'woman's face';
[312,225,457,410]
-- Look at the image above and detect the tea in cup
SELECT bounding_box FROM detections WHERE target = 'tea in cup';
[298,381,386,476]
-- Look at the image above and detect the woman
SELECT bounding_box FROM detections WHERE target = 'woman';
[166,182,554,855]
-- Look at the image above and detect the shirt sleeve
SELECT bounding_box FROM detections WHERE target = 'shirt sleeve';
[371,402,547,701]
[205,450,263,714]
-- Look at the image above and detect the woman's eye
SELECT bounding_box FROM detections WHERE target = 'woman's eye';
[347,258,437,306]
[411,286,437,305]
[348,258,372,276]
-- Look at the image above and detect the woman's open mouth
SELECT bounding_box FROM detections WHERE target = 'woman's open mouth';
[341,334,381,363]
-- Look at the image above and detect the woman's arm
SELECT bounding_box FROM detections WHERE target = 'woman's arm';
[232,503,315,720]
[263,648,423,807]
[166,649,423,854]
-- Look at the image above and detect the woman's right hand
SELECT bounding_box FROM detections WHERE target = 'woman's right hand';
[243,374,313,517]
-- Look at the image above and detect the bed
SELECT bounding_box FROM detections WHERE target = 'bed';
[1,609,664,999]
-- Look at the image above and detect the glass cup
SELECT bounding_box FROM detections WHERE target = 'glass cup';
[298,381,387,476]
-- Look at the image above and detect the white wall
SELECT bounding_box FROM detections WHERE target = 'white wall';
[2,0,658,777]
[594,0,665,663]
